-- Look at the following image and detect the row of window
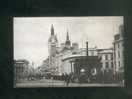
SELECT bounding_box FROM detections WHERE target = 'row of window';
[100,54,113,60]
[102,62,114,68]
[105,54,113,60]
[103,61,121,68]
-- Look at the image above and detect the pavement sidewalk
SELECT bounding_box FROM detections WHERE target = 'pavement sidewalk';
[15,79,124,88]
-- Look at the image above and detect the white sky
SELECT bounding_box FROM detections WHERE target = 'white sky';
[14,17,123,67]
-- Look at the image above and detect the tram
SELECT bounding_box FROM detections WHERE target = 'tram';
[73,56,102,83]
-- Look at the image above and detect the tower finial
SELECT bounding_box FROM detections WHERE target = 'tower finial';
[65,29,71,48]
[51,24,54,35]
[66,29,69,40]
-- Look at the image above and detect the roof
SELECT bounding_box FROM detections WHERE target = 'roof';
[74,56,101,68]
[62,55,99,61]
[75,56,99,61]
[97,48,113,54]
[14,59,29,64]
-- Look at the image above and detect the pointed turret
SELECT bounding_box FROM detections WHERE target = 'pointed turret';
[51,24,54,35]
[66,29,69,41]
[65,29,71,49]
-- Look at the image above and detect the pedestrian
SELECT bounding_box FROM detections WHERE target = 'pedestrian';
[63,73,67,86]
[62,73,65,81]
[70,72,74,82]
[66,74,71,87]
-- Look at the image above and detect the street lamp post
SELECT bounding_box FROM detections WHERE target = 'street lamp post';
[70,61,73,73]
[86,41,89,57]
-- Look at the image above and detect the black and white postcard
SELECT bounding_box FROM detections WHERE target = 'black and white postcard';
[13,17,124,87]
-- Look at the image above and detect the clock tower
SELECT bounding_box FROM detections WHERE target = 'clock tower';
[48,24,58,67]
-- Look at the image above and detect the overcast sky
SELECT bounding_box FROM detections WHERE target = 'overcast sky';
[14,17,123,67]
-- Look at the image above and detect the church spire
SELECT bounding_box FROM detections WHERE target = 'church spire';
[51,24,54,35]
[66,29,69,40]
[65,29,71,48]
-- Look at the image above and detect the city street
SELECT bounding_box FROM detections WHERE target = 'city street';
[15,79,124,88]
[14,17,124,88]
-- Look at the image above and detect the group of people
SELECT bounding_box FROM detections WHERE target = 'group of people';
[62,72,74,86]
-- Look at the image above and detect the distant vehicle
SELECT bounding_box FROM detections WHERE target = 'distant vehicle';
[44,73,51,79]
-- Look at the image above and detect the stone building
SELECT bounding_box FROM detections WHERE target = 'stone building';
[113,25,124,72]
[61,47,99,74]
[48,24,58,69]
[47,25,99,75]
[98,48,114,71]
[14,59,29,81]
[43,24,116,76]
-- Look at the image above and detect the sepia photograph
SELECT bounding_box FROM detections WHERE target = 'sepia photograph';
[14,17,124,87]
